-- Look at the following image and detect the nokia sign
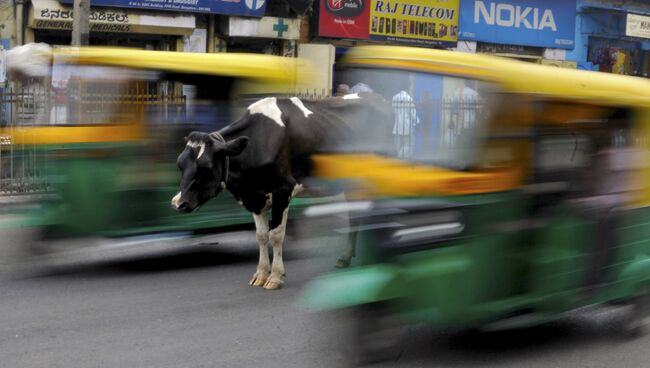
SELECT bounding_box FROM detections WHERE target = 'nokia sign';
[459,0,576,49]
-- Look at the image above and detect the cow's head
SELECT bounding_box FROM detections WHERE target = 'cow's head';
[171,132,248,213]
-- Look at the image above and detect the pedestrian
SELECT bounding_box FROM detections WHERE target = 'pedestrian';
[350,79,373,94]
[336,84,350,96]
[392,87,419,159]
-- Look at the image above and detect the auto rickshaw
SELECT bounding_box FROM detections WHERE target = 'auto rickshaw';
[299,46,650,363]
[3,45,320,262]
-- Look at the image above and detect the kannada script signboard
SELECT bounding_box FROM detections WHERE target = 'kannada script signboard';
[59,0,267,16]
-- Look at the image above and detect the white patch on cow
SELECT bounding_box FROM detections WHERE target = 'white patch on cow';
[171,191,181,209]
[289,97,313,118]
[248,97,284,127]
[186,141,206,159]
[342,93,360,100]
[291,183,304,198]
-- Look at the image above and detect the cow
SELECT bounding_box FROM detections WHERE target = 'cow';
[171,93,393,290]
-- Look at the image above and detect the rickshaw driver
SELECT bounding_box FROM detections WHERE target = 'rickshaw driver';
[569,116,634,294]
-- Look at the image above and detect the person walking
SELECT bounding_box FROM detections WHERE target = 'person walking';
[392,88,419,159]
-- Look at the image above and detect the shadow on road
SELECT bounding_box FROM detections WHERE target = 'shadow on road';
[373,308,635,367]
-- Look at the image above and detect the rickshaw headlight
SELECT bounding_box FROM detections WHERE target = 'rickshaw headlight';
[385,210,465,249]
[391,222,465,243]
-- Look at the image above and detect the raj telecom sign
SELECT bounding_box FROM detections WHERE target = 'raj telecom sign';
[459,0,576,49]
[59,0,267,16]
[369,0,459,47]
[318,0,459,46]
[626,13,650,39]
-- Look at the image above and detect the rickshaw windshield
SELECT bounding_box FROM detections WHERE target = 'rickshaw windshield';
[340,67,499,170]
[51,55,163,126]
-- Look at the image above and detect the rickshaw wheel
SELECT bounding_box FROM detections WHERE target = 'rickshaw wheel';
[351,303,406,365]
[620,290,650,339]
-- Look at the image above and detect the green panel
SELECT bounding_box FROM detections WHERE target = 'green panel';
[298,265,401,311]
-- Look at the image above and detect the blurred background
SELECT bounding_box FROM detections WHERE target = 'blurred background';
[3,0,650,367]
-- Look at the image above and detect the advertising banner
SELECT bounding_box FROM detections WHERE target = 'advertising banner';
[34,0,195,35]
[458,0,576,49]
[318,0,370,39]
[369,0,459,47]
[59,0,267,16]
[626,13,650,39]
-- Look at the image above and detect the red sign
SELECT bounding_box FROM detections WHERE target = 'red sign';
[318,0,369,39]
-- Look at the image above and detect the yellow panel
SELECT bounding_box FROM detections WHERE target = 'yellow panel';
[344,46,650,107]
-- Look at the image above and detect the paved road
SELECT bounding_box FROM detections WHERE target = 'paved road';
[1,226,650,368]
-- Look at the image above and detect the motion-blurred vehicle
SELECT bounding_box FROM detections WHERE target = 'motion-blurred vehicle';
[4,46,320,261]
[300,45,650,363]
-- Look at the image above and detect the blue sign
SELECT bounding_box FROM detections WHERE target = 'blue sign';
[59,0,267,16]
[459,0,576,49]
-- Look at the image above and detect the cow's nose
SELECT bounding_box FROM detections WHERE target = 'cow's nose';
[177,202,189,212]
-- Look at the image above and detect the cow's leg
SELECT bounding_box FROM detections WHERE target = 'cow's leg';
[250,203,271,287]
[336,231,357,268]
[264,184,300,290]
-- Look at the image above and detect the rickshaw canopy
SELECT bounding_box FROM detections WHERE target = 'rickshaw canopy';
[344,46,650,107]
[54,47,305,83]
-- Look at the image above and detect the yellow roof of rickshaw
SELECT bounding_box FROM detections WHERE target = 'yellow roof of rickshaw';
[344,46,650,107]
[53,47,301,82]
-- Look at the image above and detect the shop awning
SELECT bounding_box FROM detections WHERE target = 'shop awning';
[29,0,195,36]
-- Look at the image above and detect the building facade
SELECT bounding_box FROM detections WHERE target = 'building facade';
[567,0,650,76]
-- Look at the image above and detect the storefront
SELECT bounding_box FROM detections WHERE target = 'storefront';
[28,0,195,50]
[458,0,577,67]
[567,0,650,75]
[23,0,275,52]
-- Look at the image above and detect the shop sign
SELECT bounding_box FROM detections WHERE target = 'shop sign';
[229,17,301,40]
[318,0,370,39]
[458,0,576,49]
[32,0,195,35]
[369,0,459,47]
[626,13,650,39]
[318,0,459,46]
[59,0,266,17]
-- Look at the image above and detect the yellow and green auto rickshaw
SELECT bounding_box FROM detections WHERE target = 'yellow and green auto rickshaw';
[3,45,319,261]
[300,45,650,362]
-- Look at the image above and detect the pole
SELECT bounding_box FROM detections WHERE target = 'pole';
[71,0,90,46]
[207,15,215,53]
[15,0,24,46]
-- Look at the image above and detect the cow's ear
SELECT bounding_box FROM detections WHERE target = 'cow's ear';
[222,136,248,156]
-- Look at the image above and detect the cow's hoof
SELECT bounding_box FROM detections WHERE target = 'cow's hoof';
[336,257,351,269]
[263,277,284,290]
[249,273,269,287]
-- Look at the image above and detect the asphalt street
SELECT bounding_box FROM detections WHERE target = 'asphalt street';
[1,225,650,368]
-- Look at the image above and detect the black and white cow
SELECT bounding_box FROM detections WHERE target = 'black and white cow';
[171,93,392,290]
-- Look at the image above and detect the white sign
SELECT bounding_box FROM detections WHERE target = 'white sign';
[0,50,6,85]
[474,1,557,31]
[229,16,301,40]
[184,29,207,53]
[626,13,650,39]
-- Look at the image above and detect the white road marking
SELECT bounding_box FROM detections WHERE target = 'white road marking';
[289,97,313,118]
[248,97,284,127]
[342,93,360,100]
